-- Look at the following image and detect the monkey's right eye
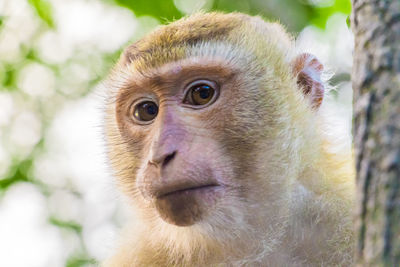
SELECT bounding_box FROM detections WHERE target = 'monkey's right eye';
[133,101,159,122]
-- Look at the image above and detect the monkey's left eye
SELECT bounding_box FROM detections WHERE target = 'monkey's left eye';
[133,101,159,122]
[183,80,218,107]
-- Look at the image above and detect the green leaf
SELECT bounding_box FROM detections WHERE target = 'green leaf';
[2,65,17,89]
[115,0,182,22]
[310,0,352,28]
[66,255,97,267]
[49,217,82,234]
[27,0,54,28]
[0,160,32,191]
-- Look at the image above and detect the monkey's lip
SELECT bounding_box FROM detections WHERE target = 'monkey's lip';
[155,183,220,199]
[154,183,222,226]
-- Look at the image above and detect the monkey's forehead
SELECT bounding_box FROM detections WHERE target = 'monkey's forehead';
[118,12,294,73]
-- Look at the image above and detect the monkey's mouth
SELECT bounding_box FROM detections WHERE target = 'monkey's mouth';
[153,183,222,226]
[157,184,220,199]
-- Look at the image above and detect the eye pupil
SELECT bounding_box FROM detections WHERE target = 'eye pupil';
[134,101,158,122]
[146,104,157,115]
[199,86,210,99]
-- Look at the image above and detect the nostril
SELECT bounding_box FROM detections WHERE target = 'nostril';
[162,151,176,168]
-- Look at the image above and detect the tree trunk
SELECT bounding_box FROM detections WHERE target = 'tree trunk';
[352,0,400,266]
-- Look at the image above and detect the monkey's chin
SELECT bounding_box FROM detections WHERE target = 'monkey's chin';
[154,185,222,226]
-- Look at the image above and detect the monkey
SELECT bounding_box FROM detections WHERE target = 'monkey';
[102,12,355,266]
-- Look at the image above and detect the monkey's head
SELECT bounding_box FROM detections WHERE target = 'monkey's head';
[105,12,325,251]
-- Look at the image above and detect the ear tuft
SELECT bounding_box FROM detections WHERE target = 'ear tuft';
[292,53,324,110]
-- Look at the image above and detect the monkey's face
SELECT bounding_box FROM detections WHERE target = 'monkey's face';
[113,57,293,228]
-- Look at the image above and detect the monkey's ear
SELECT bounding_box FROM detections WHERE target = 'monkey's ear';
[291,53,324,110]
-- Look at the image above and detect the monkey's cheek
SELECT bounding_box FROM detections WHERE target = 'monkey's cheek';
[154,187,222,227]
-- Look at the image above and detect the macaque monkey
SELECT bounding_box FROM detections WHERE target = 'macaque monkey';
[103,12,354,266]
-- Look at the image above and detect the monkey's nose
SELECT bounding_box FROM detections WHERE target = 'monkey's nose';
[150,151,177,168]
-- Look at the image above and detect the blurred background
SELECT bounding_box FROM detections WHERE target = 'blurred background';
[0,0,353,266]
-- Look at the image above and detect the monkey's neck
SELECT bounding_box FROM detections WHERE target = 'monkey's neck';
[291,184,352,264]
[276,150,355,266]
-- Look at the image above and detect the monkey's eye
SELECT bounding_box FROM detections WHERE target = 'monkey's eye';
[184,80,217,107]
[133,101,158,122]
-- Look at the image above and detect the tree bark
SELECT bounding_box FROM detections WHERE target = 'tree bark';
[352,0,400,266]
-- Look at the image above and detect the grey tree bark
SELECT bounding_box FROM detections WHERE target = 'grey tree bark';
[352,0,400,266]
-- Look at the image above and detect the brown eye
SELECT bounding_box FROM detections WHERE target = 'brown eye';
[185,81,217,106]
[134,101,158,122]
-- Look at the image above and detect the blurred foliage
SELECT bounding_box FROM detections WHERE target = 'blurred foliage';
[0,160,32,192]
[66,257,97,267]
[113,0,351,32]
[0,0,351,266]
[28,0,54,28]
[49,216,83,234]
[115,0,182,22]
